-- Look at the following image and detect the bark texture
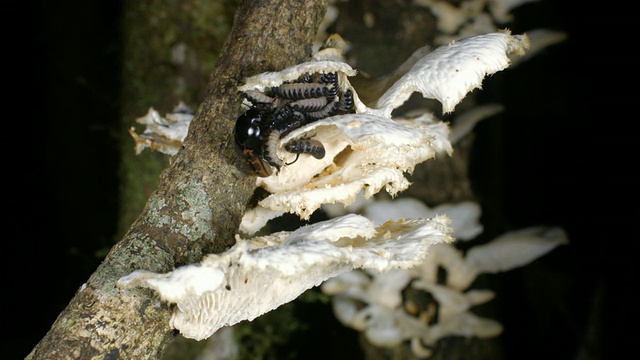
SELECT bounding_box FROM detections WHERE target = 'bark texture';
[117,0,239,241]
[26,0,328,358]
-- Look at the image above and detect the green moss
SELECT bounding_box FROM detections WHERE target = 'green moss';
[117,0,238,243]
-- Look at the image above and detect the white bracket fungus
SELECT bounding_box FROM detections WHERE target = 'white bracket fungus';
[321,198,568,358]
[254,114,452,216]
[373,30,530,116]
[463,225,569,274]
[362,197,484,241]
[129,102,195,155]
[415,225,569,292]
[240,31,529,234]
[116,4,566,354]
[118,214,453,341]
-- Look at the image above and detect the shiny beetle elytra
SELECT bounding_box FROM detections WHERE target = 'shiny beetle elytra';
[234,72,355,177]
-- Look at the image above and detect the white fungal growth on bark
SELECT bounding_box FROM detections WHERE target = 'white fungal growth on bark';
[118,214,454,340]
[128,103,195,155]
[321,199,568,358]
[373,30,530,116]
[238,30,529,234]
[120,30,534,347]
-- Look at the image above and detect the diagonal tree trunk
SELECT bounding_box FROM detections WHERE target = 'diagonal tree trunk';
[27,0,328,358]
[116,0,240,241]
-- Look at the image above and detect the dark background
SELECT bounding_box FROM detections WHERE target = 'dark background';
[10,0,634,359]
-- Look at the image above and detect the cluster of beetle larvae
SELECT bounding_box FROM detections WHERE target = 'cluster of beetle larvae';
[234,71,355,177]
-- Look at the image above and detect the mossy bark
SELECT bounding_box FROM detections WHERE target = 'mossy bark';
[117,0,240,241]
[26,0,328,358]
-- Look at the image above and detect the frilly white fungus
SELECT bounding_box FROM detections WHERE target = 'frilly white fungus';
[322,198,568,358]
[129,103,194,156]
[362,197,484,241]
[373,30,530,115]
[121,29,540,350]
[239,30,529,234]
[118,214,453,340]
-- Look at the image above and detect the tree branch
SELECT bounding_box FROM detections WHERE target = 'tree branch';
[27,0,328,358]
